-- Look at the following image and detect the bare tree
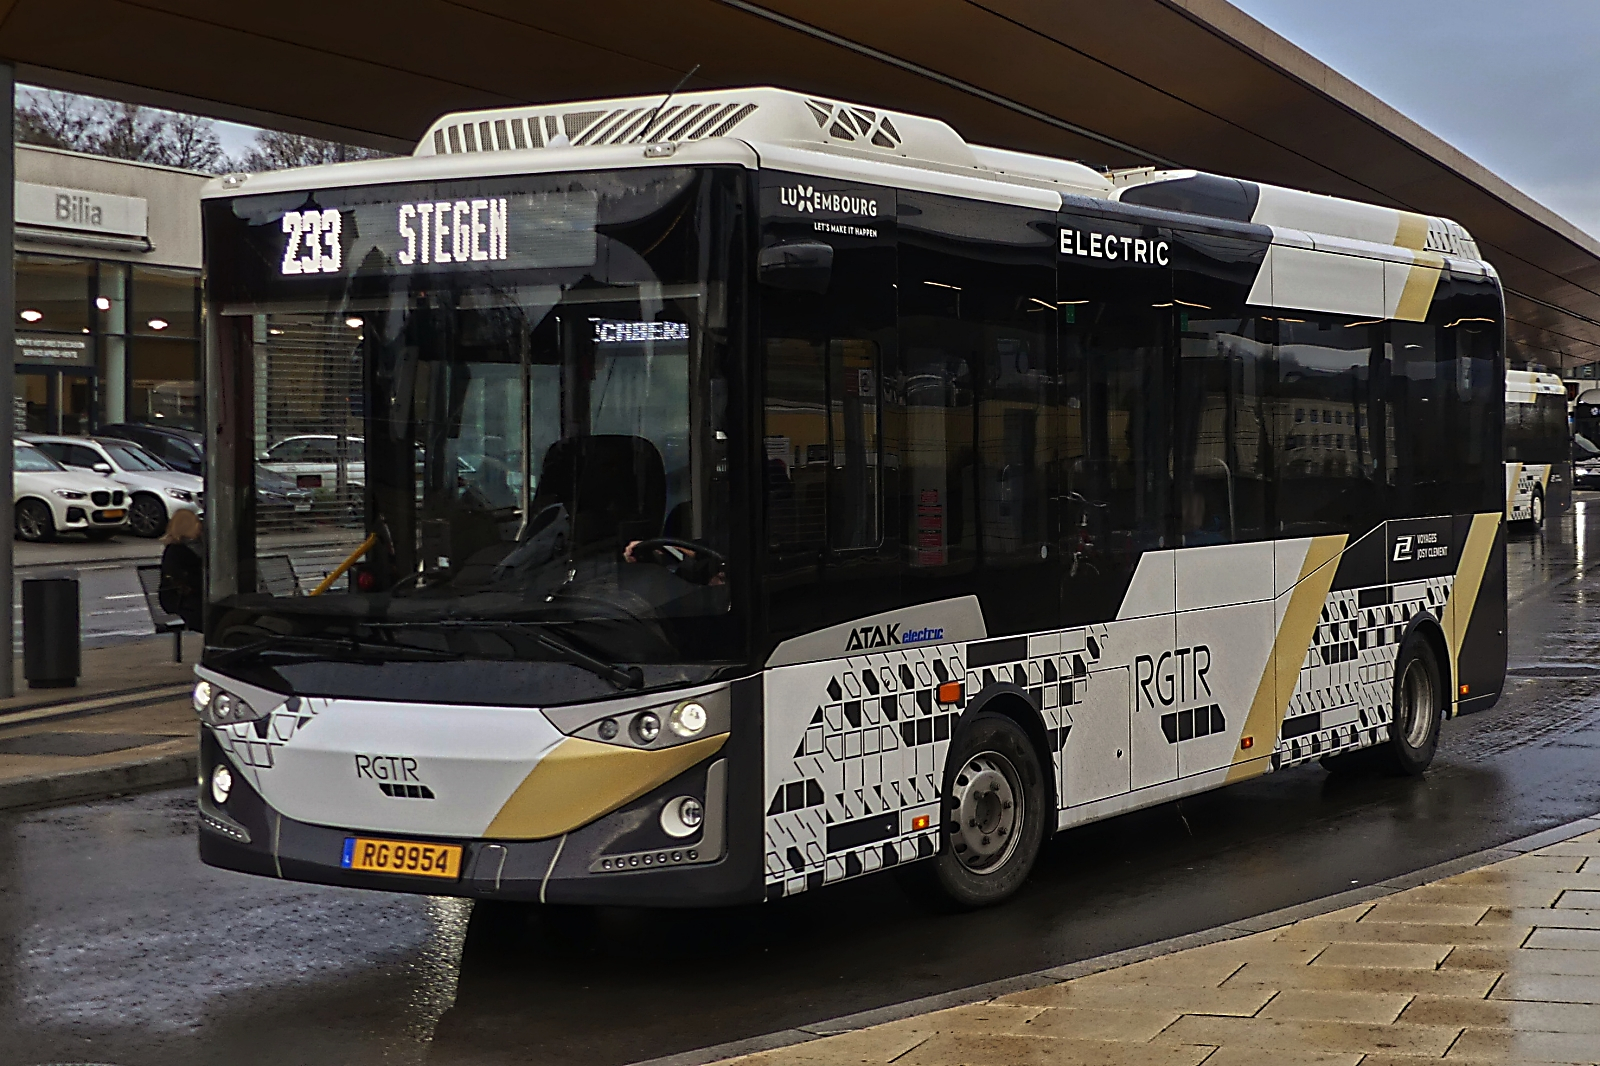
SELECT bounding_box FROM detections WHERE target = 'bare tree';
[238,129,390,172]
[159,112,228,172]
[15,90,99,152]
[14,88,231,172]
[92,101,170,163]
[14,85,385,174]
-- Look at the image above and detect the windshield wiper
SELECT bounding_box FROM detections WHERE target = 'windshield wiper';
[214,632,464,665]
[418,621,644,690]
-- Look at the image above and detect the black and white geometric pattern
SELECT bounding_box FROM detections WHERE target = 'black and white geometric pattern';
[214,695,318,770]
[764,625,1108,897]
[763,645,955,898]
[1275,576,1453,768]
[1508,465,1543,522]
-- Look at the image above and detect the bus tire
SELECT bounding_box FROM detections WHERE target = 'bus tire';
[1530,489,1545,531]
[1323,636,1444,778]
[1379,637,1444,776]
[908,710,1047,909]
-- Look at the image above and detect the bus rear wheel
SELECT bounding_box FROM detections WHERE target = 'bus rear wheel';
[1530,489,1545,531]
[1325,637,1443,778]
[907,710,1046,909]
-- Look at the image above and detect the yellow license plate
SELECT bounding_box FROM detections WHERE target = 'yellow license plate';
[101,509,125,520]
[340,836,462,879]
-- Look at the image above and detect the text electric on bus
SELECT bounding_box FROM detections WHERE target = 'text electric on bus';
[194,88,1507,908]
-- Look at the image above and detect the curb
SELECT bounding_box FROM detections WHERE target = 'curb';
[628,810,1600,1066]
[0,684,192,729]
[0,748,198,813]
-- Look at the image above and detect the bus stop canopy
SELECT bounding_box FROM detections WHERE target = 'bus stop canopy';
[4,0,1600,369]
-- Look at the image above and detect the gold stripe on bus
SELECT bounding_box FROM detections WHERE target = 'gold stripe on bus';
[1393,211,1430,251]
[1394,251,1444,322]
[1443,512,1501,714]
[1227,534,1347,783]
[485,733,727,840]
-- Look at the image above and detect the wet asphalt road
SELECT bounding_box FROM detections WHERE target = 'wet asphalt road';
[4,503,1600,1066]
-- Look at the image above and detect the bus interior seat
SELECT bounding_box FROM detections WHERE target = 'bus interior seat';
[662,500,693,540]
[532,435,666,550]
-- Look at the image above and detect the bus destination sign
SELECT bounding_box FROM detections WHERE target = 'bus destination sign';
[272,188,598,278]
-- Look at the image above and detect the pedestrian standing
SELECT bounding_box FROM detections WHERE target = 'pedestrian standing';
[159,509,205,632]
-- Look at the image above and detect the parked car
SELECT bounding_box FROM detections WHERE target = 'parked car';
[255,463,316,522]
[12,440,130,542]
[25,435,203,538]
[1575,433,1600,489]
[259,434,366,489]
[99,421,314,520]
[97,422,204,475]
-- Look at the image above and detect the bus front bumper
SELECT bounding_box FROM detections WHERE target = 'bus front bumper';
[196,729,765,907]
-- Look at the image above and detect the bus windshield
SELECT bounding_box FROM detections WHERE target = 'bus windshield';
[204,166,747,681]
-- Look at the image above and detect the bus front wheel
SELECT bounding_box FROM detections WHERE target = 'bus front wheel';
[903,710,1047,909]
[1530,489,1545,531]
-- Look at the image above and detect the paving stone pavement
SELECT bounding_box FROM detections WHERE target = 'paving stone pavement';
[713,828,1600,1066]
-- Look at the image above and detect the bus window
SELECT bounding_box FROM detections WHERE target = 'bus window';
[899,190,1055,631]
[1062,262,1171,550]
[759,174,897,639]
[764,337,828,553]
[1389,320,1454,517]
[827,337,881,550]
[1059,209,1172,625]
[1170,227,1271,545]
[1274,315,1380,537]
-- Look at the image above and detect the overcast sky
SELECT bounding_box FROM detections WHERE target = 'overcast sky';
[1228,0,1600,237]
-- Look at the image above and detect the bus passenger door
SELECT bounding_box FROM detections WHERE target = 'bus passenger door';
[1057,207,1176,797]
[1169,225,1275,781]
[758,174,899,645]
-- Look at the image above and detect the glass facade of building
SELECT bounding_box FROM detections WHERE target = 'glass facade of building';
[13,253,201,434]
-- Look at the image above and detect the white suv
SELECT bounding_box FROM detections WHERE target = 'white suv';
[27,435,204,538]
[13,440,131,541]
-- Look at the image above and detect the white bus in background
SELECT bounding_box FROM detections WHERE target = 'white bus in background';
[1504,369,1570,529]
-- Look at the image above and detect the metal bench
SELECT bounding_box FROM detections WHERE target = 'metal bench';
[256,554,301,597]
[135,564,187,663]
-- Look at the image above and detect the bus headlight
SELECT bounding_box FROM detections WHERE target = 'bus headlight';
[210,764,233,805]
[197,689,267,727]
[668,701,707,738]
[192,680,214,714]
[631,711,661,745]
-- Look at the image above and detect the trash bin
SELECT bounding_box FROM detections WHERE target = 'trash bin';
[23,576,80,689]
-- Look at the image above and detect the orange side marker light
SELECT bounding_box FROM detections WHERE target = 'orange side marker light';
[1240,736,1254,750]
[936,681,963,705]
[911,815,931,831]
[1459,684,1470,696]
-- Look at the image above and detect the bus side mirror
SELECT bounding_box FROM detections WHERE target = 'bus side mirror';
[758,241,833,294]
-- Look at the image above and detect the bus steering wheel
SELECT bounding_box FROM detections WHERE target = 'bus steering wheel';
[628,537,727,568]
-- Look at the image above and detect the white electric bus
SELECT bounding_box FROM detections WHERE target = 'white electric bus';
[1504,369,1570,529]
[194,88,1507,908]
